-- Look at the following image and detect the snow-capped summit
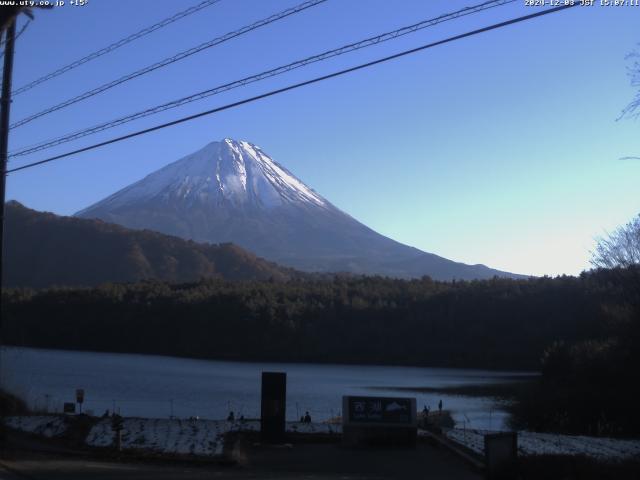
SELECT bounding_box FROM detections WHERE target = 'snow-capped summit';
[77,138,523,280]
[76,139,326,214]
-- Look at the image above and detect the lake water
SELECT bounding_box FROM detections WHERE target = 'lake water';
[1,347,534,430]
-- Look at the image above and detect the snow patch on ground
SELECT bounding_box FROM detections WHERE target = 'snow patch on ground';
[86,418,234,456]
[9,415,636,462]
[85,418,341,457]
[4,415,68,438]
[288,422,341,435]
[442,428,640,461]
[5,414,341,458]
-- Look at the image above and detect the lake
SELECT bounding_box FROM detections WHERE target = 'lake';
[1,346,535,430]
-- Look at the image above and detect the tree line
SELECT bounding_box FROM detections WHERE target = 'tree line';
[3,267,638,434]
[2,268,636,370]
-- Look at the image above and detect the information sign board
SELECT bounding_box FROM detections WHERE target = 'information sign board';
[343,396,416,426]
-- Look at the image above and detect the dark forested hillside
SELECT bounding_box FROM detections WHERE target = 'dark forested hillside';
[3,201,298,288]
[3,268,638,371]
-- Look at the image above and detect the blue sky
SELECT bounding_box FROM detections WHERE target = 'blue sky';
[5,0,639,277]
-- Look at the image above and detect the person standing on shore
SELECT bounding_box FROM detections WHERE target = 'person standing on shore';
[438,399,443,413]
[422,405,430,428]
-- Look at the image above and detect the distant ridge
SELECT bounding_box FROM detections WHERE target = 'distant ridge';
[4,201,298,289]
[76,138,526,280]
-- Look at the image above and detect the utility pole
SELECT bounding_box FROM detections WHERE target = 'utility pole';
[0,17,16,381]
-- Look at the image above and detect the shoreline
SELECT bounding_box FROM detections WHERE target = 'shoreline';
[365,381,536,399]
[0,345,541,374]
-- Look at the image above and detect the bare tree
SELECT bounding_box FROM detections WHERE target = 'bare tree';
[620,45,640,120]
[591,215,640,269]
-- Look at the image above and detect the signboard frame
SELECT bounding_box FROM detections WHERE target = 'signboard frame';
[343,395,417,428]
[342,395,417,447]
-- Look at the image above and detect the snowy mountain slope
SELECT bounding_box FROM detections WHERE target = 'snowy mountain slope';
[77,139,327,213]
[76,138,524,280]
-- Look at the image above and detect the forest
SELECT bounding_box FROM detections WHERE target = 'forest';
[3,201,298,288]
[3,266,639,433]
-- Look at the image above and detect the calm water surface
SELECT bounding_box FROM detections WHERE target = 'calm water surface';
[1,347,535,430]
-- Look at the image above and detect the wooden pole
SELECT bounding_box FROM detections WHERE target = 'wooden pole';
[0,17,16,381]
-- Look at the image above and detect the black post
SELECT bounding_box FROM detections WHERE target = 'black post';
[260,372,286,443]
[0,18,16,385]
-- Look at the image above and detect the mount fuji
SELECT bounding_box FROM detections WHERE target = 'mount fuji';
[76,138,522,280]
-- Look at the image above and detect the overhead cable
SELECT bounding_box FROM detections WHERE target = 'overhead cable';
[9,0,327,129]
[7,4,577,174]
[10,0,515,158]
[12,0,224,96]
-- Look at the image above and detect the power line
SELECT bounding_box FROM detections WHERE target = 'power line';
[10,0,516,159]
[7,4,577,175]
[15,20,30,41]
[11,0,223,96]
[9,0,327,130]
[0,19,30,48]
[0,20,31,60]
